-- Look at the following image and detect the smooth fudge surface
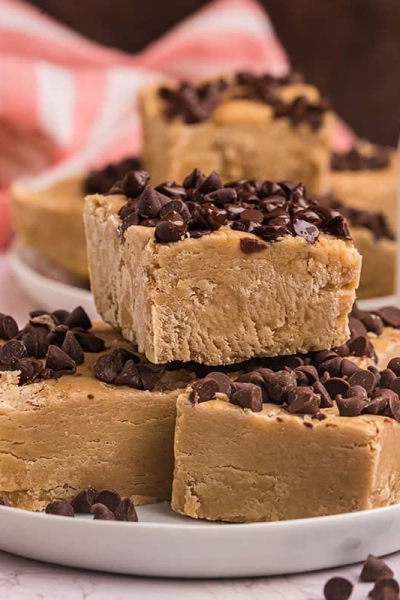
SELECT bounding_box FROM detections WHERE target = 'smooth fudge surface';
[84,174,361,366]
[140,73,333,194]
[0,317,193,511]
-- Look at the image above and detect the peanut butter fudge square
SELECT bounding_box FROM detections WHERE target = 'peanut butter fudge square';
[84,169,361,365]
[0,306,194,510]
[11,157,140,283]
[330,142,398,230]
[319,195,396,299]
[172,353,400,523]
[140,72,333,194]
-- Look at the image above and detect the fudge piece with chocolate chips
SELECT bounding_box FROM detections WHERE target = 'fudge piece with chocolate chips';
[0,306,194,510]
[11,156,141,282]
[172,353,400,523]
[330,141,398,230]
[140,72,333,194]
[84,169,361,365]
[319,195,396,299]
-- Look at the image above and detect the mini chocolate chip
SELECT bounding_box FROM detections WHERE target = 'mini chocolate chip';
[205,188,237,206]
[313,380,333,408]
[0,496,10,506]
[71,487,98,513]
[113,360,143,388]
[15,357,43,385]
[340,359,361,378]
[136,186,170,218]
[45,345,76,374]
[190,378,219,403]
[348,369,376,393]
[182,168,205,189]
[292,217,319,242]
[344,385,368,399]
[47,324,69,347]
[61,331,84,366]
[380,369,397,389]
[335,343,350,357]
[20,324,49,358]
[312,350,339,366]
[240,238,267,254]
[362,313,384,335]
[93,354,124,384]
[231,383,263,412]
[369,577,399,600]
[239,208,264,222]
[363,396,388,415]
[198,171,223,195]
[159,199,190,220]
[391,378,400,396]
[0,314,19,340]
[205,372,232,396]
[287,387,320,414]
[324,377,350,398]
[388,358,400,377]
[65,306,92,330]
[123,170,150,197]
[263,370,297,404]
[0,339,27,365]
[91,503,116,520]
[323,576,353,600]
[295,365,319,384]
[336,396,369,417]
[45,500,75,517]
[52,309,70,325]
[376,307,400,328]
[385,396,400,422]
[263,355,304,371]
[319,357,342,377]
[111,347,140,364]
[155,212,187,243]
[137,364,165,391]
[114,497,138,522]
[95,490,121,512]
[72,331,105,353]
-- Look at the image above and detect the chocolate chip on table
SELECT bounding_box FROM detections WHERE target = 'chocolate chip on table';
[376,307,400,329]
[190,378,219,403]
[336,396,369,417]
[369,577,400,600]
[91,503,116,521]
[45,345,77,375]
[71,487,98,514]
[0,314,19,340]
[95,490,121,512]
[287,387,320,415]
[0,339,27,365]
[205,372,232,396]
[231,382,263,412]
[114,497,138,522]
[323,576,353,600]
[65,306,92,330]
[360,554,394,582]
[45,500,75,517]
[61,331,84,366]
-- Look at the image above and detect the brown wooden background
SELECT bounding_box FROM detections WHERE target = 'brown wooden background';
[30,0,400,146]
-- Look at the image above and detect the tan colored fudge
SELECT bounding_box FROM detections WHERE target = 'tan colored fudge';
[84,172,361,365]
[140,72,333,194]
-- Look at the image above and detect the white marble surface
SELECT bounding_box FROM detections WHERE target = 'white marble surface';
[1,252,400,598]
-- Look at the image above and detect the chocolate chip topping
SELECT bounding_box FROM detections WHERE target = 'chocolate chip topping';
[45,500,75,517]
[318,194,395,242]
[83,156,142,195]
[95,490,121,512]
[323,577,353,600]
[45,345,77,375]
[331,146,390,172]
[91,503,116,521]
[93,349,164,391]
[114,497,138,522]
[158,72,328,130]
[231,382,263,412]
[116,170,352,246]
[71,487,98,514]
[0,314,19,340]
[360,555,394,582]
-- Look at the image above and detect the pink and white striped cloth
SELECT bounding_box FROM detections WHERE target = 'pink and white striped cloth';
[0,0,353,247]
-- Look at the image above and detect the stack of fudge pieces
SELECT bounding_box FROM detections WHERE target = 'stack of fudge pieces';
[2,71,400,524]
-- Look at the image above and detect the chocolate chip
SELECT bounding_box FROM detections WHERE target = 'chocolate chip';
[376,307,400,329]
[313,350,339,366]
[0,339,27,365]
[205,188,237,206]
[313,380,333,408]
[205,372,232,396]
[114,497,138,522]
[112,360,142,388]
[137,364,164,391]
[240,238,267,253]
[94,354,124,384]
[155,212,187,243]
[387,358,400,377]
[93,490,121,512]
[0,496,10,506]
[19,324,49,358]
[45,345,76,375]
[369,577,399,600]
[263,370,297,404]
[319,357,342,377]
[0,314,19,340]
[159,199,190,220]
[391,378,400,396]
[363,396,388,415]
[182,168,205,189]
[71,487,98,513]
[122,170,150,197]
[344,385,368,399]
[91,503,116,520]
[362,314,384,335]
[380,369,396,389]
[385,396,400,422]
[323,576,353,600]
[231,383,263,412]
[198,171,222,195]
[349,315,368,339]
[348,369,376,393]
[61,332,84,366]
[336,396,369,417]
[263,355,304,371]
[65,306,92,330]
[340,359,361,378]
[324,377,350,398]
[287,387,320,414]
[15,357,43,385]
[190,378,219,403]
[295,365,319,384]
[72,331,105,353]
[136,186,170,218]
[52,309,70,325]
[45,500,75,517]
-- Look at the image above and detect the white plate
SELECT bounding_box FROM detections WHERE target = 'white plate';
[1,501,400,578]
[8,244,99,320]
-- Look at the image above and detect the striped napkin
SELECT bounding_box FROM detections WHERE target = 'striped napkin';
[0,0,353,247]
